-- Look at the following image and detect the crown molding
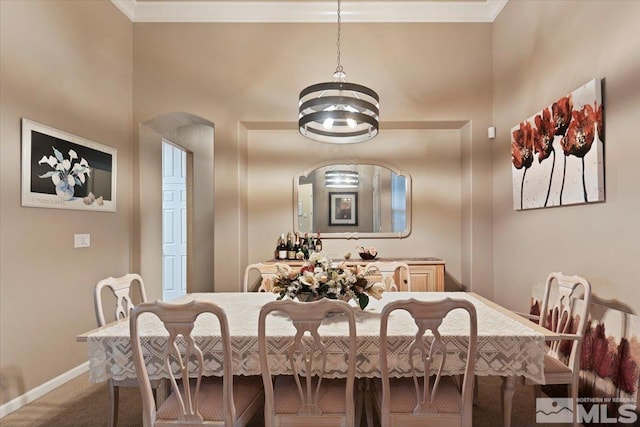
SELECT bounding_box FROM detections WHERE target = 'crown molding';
[111,0,508,23]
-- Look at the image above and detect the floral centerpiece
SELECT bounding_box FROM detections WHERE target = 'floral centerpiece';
[273,251,385,310]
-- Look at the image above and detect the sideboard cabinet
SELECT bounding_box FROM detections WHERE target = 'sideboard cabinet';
[264,257,445,292]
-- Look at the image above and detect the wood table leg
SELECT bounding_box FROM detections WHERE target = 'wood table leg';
[155,378,169,404]
[501,376,516,427]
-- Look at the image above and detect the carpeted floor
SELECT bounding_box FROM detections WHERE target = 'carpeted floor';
[1,373,571,426]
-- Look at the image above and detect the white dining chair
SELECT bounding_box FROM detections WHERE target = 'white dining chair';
[95,273,148,327]
[373,297,478,427]
[130,300,264,427]
[242,263,279,292]
[365,261,412,292]
[520,272,592,427]
[258,298,359,427]
[94,273,152,427]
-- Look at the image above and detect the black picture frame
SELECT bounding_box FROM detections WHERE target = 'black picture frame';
[329,192,358,226]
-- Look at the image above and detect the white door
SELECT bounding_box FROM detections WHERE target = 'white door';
[298,183,313,233]
[162,141,187,301]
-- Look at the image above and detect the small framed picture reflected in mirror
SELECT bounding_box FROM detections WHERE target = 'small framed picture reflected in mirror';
[329,192,358,226]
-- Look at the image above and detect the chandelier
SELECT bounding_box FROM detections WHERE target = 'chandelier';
[325,170,359,188]
[298,0,380,144]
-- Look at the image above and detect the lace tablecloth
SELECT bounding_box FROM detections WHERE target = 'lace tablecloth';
[85,292,545,383]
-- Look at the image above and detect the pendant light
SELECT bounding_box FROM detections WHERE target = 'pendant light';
[298,0,379,144]
[325,170,359,188]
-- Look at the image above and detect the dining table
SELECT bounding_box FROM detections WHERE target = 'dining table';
[77,291,558,427]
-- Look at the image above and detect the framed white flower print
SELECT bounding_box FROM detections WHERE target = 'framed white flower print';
[21,118,117,212]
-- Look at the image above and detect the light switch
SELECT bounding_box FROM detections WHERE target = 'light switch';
[74,234,91,248]
[488,126,496,139]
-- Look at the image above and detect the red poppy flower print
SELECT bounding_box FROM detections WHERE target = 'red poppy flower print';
[592,323,612,381]
[534,108,557,207]
[512,121,536,209]
[512,80,603,210]
[611,338,638,394]
[559,315,578,357]
[585,102,604,143]
[512,121,535,170]
[534,108,555,162]
[581,324,594,370]
[559,105,597,203]
[595,103,604,142]
[552,95,573,136]
[561,106,596,158]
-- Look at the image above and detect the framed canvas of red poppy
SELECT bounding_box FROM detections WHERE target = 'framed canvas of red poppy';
[511,79,604,210]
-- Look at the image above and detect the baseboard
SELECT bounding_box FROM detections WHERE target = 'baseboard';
[0,361,89,419]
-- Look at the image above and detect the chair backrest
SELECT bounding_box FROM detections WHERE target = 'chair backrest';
[94,273,148,327]
[365,261,412,291]
[379,298,478,426]
[242,263,279,292]
[130,300,236,426]
[258,298,357,424]
[539,272,592,370]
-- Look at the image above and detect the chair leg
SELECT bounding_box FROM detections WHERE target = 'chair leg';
[108,380,119,427]
[155,379,169,405]
[363,379,374,427]
[355,379,364,427]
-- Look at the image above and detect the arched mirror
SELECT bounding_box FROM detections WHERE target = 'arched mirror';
[294,161,411,239]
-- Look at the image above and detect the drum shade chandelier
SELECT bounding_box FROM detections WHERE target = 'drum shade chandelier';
[325,170,359,188]
[298,0,379,144]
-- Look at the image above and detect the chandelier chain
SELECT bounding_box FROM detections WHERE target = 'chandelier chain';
[336,0,343,73]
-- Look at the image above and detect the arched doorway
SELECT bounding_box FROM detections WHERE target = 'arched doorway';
[135,112,215,300]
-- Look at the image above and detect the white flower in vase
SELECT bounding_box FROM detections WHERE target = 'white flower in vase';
[37,147,91,201]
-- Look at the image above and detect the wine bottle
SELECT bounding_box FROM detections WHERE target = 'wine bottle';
[286,232,296,260]
[315,231,323,252]
[301,233,309,259]
[277,233,287,260]
[294,236,302,259]
[308,234,316,252]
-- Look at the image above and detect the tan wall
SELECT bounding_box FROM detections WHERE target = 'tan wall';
[0,1,133,404]
[491,0,640,313]
[132,22,495,295]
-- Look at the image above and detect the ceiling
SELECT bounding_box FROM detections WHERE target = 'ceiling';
[111,0,509,23]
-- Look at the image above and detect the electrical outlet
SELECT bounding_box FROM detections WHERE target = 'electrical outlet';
[74,234,91,248]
